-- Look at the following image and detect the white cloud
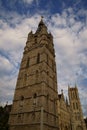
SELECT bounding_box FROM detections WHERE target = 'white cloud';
[0,55,13,74]
[0,14,41,104]
[23,0,34,4]
[23,0,39,6]
[47,11,87,115]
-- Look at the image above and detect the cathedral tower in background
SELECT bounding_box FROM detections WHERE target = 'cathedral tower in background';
[68,86,86,130]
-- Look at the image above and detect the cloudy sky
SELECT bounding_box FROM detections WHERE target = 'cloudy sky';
[0,0,87,116]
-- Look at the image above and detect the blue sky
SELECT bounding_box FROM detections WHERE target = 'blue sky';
[0,0,87,117]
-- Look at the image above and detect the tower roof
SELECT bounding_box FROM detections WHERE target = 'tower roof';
[38,16,45,26]
[36,16,47,34]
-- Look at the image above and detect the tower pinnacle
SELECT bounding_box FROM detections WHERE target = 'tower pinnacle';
[41,16,44,20]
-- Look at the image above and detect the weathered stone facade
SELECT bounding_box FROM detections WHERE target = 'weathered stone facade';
[58,91,71,130]
[9,18,58,130]
[9,18,86,130]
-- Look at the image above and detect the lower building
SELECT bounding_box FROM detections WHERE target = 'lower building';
[57,85,86,130]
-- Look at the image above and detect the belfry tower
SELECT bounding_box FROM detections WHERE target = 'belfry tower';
[9,18,58,130]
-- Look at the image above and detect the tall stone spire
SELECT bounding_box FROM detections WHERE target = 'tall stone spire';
[36,16,47,34]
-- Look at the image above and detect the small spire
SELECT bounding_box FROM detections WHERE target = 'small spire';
[41,16,44,21]
[6,101,8,105]
[61,89,63,94]
[5,101,8,107]
[66,97,68,106]
[38,16,45,26]
[75,83,77,88]
[68,84,70,89]
[36,16,47,34]
[39,16,44,25]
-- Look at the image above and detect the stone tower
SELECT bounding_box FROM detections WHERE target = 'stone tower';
[68,86,86,130]
[9,18,58,130]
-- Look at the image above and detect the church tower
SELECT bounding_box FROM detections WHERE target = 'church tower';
[68,86,86,130]
[9,18,58,130]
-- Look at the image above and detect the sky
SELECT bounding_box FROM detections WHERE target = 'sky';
[0,0,87,117]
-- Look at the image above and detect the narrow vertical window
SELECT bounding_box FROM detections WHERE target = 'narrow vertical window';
[76,102,78,109]
[47,54,48,64]
[37,53,40,63]
[71,91,73,99]
[33,93,37,106]
[36,70,39,83]
[33,93,37,99]
[73,103,75,109]
[53,76,55,89]
[52,60,54,70]
[19,96,24,111]
[73,92,75,98]
[75,92,77,99]
[46,94,49,112]
[26,57,30,68]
